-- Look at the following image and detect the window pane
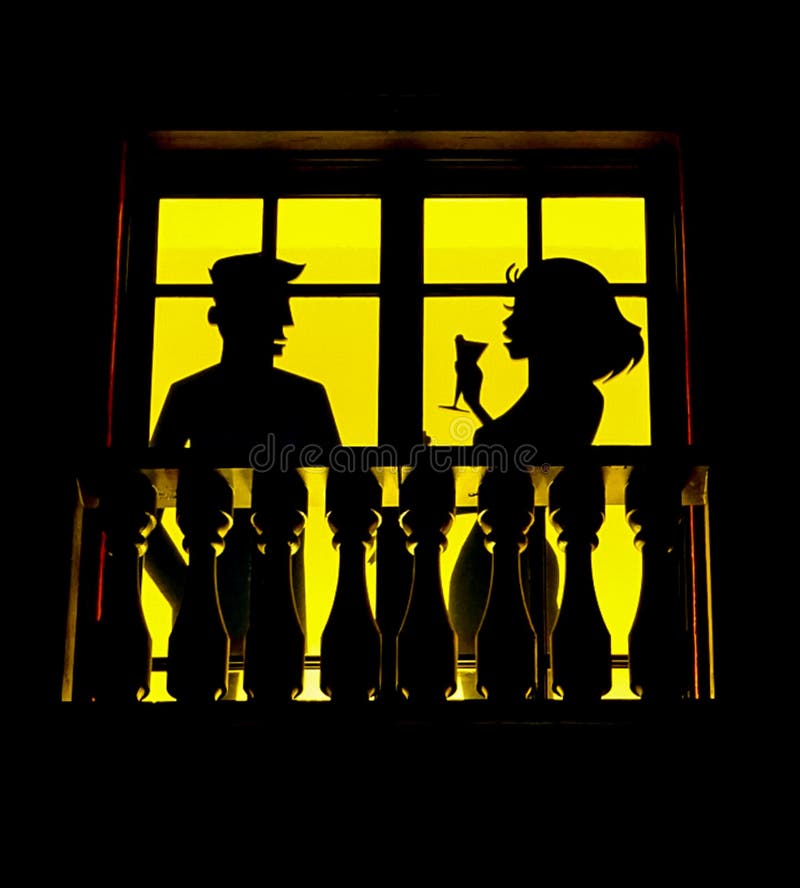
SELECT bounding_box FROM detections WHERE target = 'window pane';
[150,298,220,438]
[424,198,527,283]
[150,297,379,447]
[156,199,264,283]
[541,197,646,283]
[423,296,650,447]
[274,297,379,446]
[276,199,381,283]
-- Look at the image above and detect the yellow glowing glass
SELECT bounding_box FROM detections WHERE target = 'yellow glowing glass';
[275,298,379,446]
[150,297,378,446]
[541,197,647,283]
[150,297,219,437]
[276,199,381,283]
[423,297,650,446]
[155,199,264,283]
[424,198,528,283]
[591,504,642,657]
[143,192,653,702]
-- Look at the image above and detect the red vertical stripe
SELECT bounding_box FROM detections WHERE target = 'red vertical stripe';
[99,139,128,618]
[105,139,127,448]
[96,532,107,622]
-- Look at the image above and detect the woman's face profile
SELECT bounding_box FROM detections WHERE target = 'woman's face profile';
[499,259,638,382]
[502,302,530,359]
[502,287,551,360]
[502,264,586,363]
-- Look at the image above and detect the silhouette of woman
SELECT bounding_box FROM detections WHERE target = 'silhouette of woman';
[449,257,645,659]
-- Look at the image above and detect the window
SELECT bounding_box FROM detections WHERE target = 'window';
[151,197,381,446]
[422,196,650,447]
[108,131,698,701]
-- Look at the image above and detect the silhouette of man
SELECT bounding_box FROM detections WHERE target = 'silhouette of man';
[146,253,341,684]
[151,252,340,456]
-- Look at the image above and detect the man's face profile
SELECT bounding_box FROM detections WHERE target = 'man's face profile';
[207,253,304,358]
[209,292,294,355]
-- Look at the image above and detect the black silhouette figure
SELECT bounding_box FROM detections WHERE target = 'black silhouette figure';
[439,334,488,412]
[151,254,339,455]
[146,253,341,681]
[449,258,645,658]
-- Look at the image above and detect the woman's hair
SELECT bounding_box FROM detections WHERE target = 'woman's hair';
[506,258,645,381]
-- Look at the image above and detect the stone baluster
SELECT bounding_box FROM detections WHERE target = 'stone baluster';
[374,504,414,702]
[525,503,557,701]
[320,469,382,702]
[244,468,307,702]
[167,467,233,703]
[549,465,611,703]
[475,468,537,702]
[626,464,691,701]
[396,453,457,703]
[92,470,157,702]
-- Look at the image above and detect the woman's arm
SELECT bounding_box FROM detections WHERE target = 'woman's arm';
[457,361,493,427]
[469,401,493,427]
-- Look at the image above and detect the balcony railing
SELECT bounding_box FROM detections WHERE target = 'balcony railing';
[63,447,712,721]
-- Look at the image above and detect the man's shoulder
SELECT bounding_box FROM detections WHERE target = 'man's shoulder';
[168,365,223,393]
[170,366,324,387]
[165,365,331,407]
[271,368,328,395]
[157,367,224,418]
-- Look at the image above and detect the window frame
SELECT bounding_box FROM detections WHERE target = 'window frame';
[112,132,690,460]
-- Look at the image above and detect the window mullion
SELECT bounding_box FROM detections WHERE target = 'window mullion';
[526,174,544,266]
[261,191,278,258]
[378,160,424,458]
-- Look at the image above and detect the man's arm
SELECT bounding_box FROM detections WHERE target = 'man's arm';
[150,383,188,450]
[316,383,342,450]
